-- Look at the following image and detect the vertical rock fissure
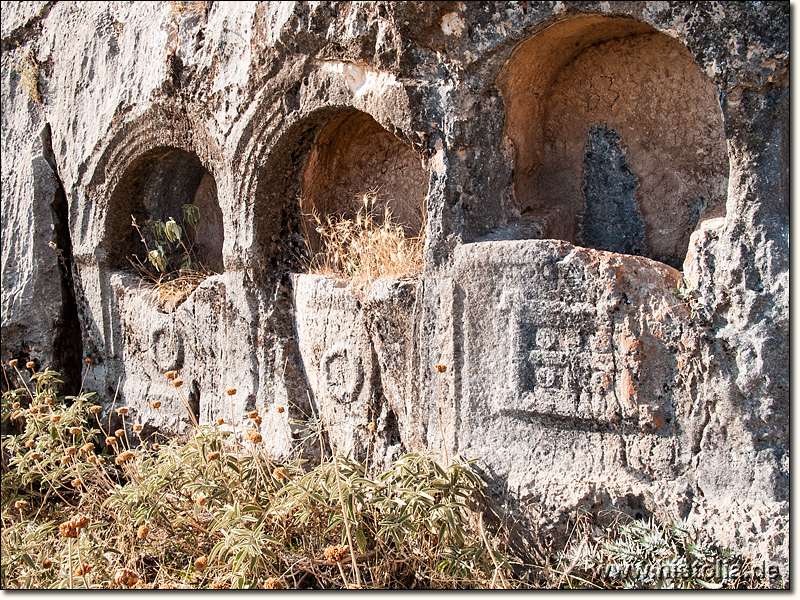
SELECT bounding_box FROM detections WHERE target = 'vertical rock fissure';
[41,123,83,393]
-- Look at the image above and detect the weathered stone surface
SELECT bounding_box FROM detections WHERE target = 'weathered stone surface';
[1,1,788,584]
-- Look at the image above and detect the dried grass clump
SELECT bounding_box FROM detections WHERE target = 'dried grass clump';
[15,47,42,104]
[303,191,425,292]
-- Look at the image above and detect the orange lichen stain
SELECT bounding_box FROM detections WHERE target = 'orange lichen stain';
[620,369,637,405]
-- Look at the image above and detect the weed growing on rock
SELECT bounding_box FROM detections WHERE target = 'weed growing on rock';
[128,205,214,310]
[302,191,425,292]
[15,46,42,104]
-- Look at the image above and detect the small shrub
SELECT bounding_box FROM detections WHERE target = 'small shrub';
[554,516,770,589]
[128,205,213,310]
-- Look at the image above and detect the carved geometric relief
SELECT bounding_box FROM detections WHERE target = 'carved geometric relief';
[491,298,651,429]
[320,343,364,404]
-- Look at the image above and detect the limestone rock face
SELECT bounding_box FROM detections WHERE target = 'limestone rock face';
[1,1,788,583]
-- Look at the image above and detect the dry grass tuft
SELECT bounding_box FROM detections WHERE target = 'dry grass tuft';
[302,191,425,293]
[129,264,212,311]
[16,47,42,104]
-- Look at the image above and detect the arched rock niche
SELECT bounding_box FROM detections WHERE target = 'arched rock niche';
[104,147,223,275]
[497,15,729,269]
[299,110,428,254]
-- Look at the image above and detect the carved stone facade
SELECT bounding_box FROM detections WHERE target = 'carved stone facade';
[1,1,788,581]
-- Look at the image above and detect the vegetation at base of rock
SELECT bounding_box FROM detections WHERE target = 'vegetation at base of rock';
[302,191,425,292]
[554,514,773,589]
[1,363,769,589]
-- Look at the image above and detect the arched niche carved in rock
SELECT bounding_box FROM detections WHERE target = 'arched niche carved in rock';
[104,147,224,283]
[299,110,428,254]
[254,108,428,273]
[497,15,729,269]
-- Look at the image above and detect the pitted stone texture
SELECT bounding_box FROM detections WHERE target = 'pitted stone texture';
[0,44,64,373]
[292,274,407,468]
[1,0,788,584]
[449,239,703,547]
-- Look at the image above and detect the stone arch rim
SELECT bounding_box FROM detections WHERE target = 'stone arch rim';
[76,105,225,268]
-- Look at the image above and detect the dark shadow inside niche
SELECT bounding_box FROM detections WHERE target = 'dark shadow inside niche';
[104,147,224,276]
[254,108,428,276]
[496,14,729,269]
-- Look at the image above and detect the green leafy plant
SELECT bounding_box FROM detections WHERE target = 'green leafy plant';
[554,516,770,589]
[129,204,210,310]
[2,363,508,589]
[673,278,705,320]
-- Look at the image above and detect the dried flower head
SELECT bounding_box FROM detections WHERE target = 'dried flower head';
[60,455,72,465]
[196,494,208,507]
[59,522,78,538]
[152,443,160,451]
[30,452,42,461]
[11,410,23,420]
[216,417,225,426]
[8,359,18,367]
[42,558,53,569]
[15,500,29,510]
[87,454,97,464]
[435,363,447,373]
[115,429,125,438]
[367,422,377,432]
[247,410,259,419]
[150,400,162,409]
[24,440,35,448]
[194,556,208,572]
[171,379,184,388]
[273,467,287,480]
[65,446,77,455]
[68,427,82,435]
[207,451,221,460]
[29,406,40,414]
[133,425,143,433]
[45,397,54,405]
[89,406,101,414]
[97,456,106,465]
[117,407,129,416]
[114,567,139,587]
[50,415,60,423]
[165,370,178,380]
[105,436,117,446]
[224,387,236,396]
[253,415,263,426]
[26,361,35,370]
[84,357,95,365]
[75,563,92,576]
[72,514,90,529]
[323,544,349,563]
[11,402,20,409]
[81,442,95,453]
[245,429,263,443]
[137,525,149,540]
[264,577,284,589]
[120,450,135,462]
[276,406,285,414]
[71,478,83,488]
[115,456,125,466]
